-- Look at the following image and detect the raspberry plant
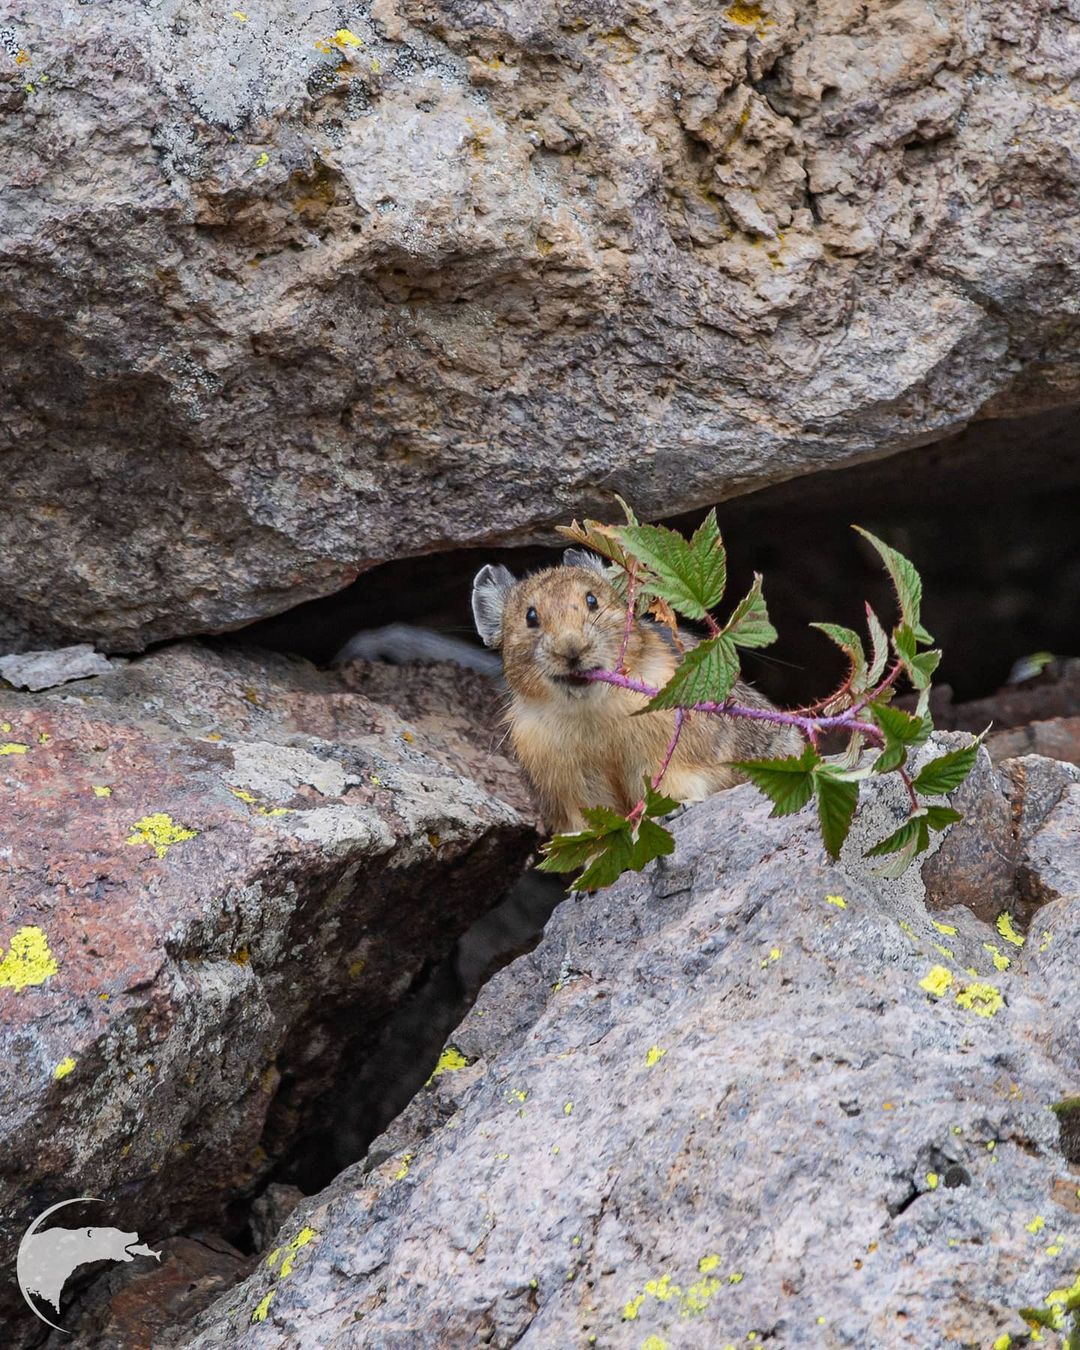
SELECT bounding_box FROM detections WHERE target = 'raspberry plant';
[538,502,981,892]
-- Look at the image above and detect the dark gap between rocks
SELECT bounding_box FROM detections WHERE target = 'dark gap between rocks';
[226,405,1080,707]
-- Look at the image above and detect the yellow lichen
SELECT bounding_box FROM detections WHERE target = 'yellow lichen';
[251,1290,275,1323]
[394,1152,413,1180]
[1026,1215,1046,1235]
[126,813,198,858]
[825,894,847,908]
[931,920,957,936]
[333,27,363,47]
[932,942,954,960]
[279,1226,316,1277]
[997,913,1025,947]
[564,1101,574,1116]
[230,787,258,803]
[253,152,269,169]
[1039,929,1053,952]
[0,742,29,755]
[983,943,1011,972]
[232,9,247,19]
[955,982,1003,1017]
[919,965,954,997]
[623,1293,646,1320]
[645,1046,667,1067]
[0,927,59,991]
[926,1172,939,1189]
[641,1338,669,1350]
[53,1056,76,1080]
[698,1254,720,1273]
[724,2,774,31]
[92,785,112,797]
[426,1045,469,1084]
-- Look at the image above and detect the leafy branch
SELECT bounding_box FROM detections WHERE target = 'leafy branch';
[539,506,981,891]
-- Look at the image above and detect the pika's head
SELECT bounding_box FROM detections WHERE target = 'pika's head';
[472,551,625,699]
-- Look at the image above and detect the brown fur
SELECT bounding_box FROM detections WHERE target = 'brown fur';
[494,564,802,832]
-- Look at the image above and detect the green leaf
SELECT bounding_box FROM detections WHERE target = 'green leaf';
[854,526,932,643]
[614,509,727,620]
[645,633,739,711]
[813,767,859,859]
[871,701,930,745]
[724,574,777,649]
[873,740,908,774]
[730,744,820,817]
[643,780,680,817]
[628,818,676,868]
[892,624,941,691]
[865,604,889,686]
[574,828,636,891]
[911,741,981,795]
[923,805,962,831]
[864,816,925,857]
[810,622,867,688]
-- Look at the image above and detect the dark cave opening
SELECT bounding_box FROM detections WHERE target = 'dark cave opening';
[226,405,1080,709]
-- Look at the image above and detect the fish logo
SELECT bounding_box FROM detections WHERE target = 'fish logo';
[17,1197,161,1333]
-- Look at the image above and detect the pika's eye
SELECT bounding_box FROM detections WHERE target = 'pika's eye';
[525,606,540,628]
[585,592,598,609]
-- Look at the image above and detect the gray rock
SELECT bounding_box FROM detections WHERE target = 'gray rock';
[3,0,1080,648]
[0,643,536,1342]
[0,643,118,690]
[170,738,1080,1348]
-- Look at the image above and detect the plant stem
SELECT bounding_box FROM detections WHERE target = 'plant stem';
[617,567,638,673]
[584,668,884,743]
[653,709,687,790]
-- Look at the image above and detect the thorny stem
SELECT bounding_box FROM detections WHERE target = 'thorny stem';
[653,708,687,789]
[617,567,638,674]
[584,668,884,744]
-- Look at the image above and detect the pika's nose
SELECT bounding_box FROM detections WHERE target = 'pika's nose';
[554,641,585,668]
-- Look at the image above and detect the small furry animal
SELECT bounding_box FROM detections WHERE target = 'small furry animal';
[472,550,803,833]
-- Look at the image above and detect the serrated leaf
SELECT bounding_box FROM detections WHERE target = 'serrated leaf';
[628,818,676,868]
[911,741,981,795]
[614,509,727,620]
[556,519,635,572]
[865,604,889,686]
[873,740,909,773]
[537,828,610,875]
[813,767,859,859]
[724,574,777,649]
[871,828,926,878]
[864,815,927,858]
[893,624,942,691]
[643,780,680,817]
[854,526,932,644]
[730,744,820,817]
[811,622,867,687]
[574,827,635,890]
[645,633,739,711]
[871,701,929,745]
[923,805,962,831]
[837,731,866,770]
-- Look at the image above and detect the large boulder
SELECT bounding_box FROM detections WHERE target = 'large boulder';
[0,643,535,1339]
[172,741,1080,1348]
[2,0,1080,648]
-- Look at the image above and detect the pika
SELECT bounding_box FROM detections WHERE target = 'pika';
[472,551,803,833]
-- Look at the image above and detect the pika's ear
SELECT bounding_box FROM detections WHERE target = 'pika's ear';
[562,548,606,575]
[471,564,516,648]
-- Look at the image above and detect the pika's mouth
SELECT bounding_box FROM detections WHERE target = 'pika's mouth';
[551,669,601,688]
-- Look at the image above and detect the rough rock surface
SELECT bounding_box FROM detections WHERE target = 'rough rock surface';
[3,1,1080,648]
[0,643,535,1339]
[173,740,1080,1349]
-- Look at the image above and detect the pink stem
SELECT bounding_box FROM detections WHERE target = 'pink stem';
[652,709,687,790]
[617,569,638,673]
[584,668,884,743]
